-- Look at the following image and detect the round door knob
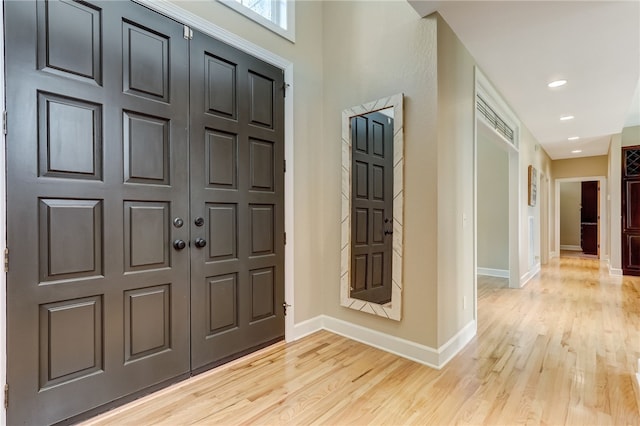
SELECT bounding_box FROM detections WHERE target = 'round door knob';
[194,217,205,227]
[194,237,207,248]
[173,217,184,228]
[173,239,186,250]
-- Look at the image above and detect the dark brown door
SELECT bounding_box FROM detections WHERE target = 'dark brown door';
[5,1,191,423]
[622,146,640,275]
[580,181,598,255]
[189,31,285,370]
[6,2,285,422]
[350,111,393,304]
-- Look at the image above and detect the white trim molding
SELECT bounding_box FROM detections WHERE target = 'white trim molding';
[477,268,509,278]
[474,67,521,294]
[0,1,7,423]
[292,316,476,370]
[134,0,291,69]
[217,0,295,43]
[608,261,623,276]
[520,262,541,287]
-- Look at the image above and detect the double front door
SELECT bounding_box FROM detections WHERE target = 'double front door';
[5,1,285,424]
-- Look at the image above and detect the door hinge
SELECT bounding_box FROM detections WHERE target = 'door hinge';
[283,159,286,173]
[3,111,6,135]
[4,248,8,272]
[283,82,290,98]
[4,384,8,410]
[284,232,287,245]
[183,25,193,40]
[282,302,292,316]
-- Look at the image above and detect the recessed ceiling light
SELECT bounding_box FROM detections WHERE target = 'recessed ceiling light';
[571,149,582,154]
[560,115,574,121]
[568,136,580,141]
[548,79,567,88]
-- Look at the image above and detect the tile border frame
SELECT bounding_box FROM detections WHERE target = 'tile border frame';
[340,93,404,321]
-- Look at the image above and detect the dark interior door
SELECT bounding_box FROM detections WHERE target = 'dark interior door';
[5,1,191,424]
[350,111,393,304]
[622,146,640,275]
[5,1,286,422]
[188,30,285,370]
[581,181,598,255]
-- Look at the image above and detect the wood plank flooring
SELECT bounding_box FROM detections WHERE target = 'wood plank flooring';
[84,257,640,425]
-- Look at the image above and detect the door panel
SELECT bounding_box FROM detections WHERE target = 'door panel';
[350,112,393,304]
[580,181,598,256]
[5,1,190,423]
[625,181,640,230]
[189,31,285,370]
[622,147,640,275]
[6,1,285,423]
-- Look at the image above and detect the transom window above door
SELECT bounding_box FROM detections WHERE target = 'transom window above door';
[218,0,295,42]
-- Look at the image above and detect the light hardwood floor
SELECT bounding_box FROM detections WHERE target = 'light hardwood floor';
[84,257,640,425]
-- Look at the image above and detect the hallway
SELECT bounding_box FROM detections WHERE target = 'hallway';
[85,257,640,425]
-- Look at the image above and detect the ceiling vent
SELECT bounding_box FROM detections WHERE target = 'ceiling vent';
[477,93,515,144]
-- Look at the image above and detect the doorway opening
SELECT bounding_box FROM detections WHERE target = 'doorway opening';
[475,118,519,289]
[555,177,607,260]
[473,69,521,326]
[477,121,510,285]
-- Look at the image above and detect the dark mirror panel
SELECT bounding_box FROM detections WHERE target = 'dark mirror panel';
[349,108,394,305]
[341,94,403,321]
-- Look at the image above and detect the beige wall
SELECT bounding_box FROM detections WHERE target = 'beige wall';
[477,125,509,271]
[559,182,581,247]
[167,0,326,323]
[622,125,640,147]
[323,0,439,346]
[436,15,476,345]
[552,155,608,179]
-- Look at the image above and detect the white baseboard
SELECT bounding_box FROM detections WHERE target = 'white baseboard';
[520,262,541,287]
[608,261,623,276]
[435,320,477,368]
[291,315,476,370]
[290,315,325,341]
[477,267,509,278]
[560,245,582,251]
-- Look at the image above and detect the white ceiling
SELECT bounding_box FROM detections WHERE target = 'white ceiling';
[408,0,640,160]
